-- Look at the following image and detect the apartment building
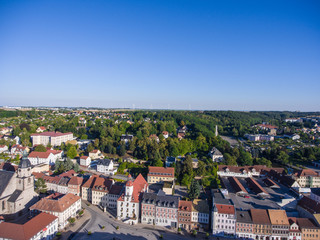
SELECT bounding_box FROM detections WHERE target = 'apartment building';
[293,169,320,188]
[191,199,210,230]
[178,200,193,231]
[141,191,179,228]
[30,132,73,146]
[147,166,175,184]
[236,210,254,239]
[30,193,81,230]
[251,209,272,240]
[268,209,290,240]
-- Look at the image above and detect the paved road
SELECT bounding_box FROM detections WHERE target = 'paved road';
[75,202,197,240]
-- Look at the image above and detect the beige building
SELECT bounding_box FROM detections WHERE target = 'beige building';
[293,169,320,188]
[30,132,73,147]
[147,166,174,184]
[268,209,290,240]
[30,193,81,230]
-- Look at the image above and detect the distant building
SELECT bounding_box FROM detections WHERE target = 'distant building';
[245,134,274,142]
[120,134,133,143]
[28,150,62,166]
[0,145,8,153]
[149,134,159,143]
[162,131,169,139]
[30,132,73,147]
[293,169,320,188]
[36,126,46,133]
[209,147,224,162]
[89,149,102,159]
[284,134,300,140]
[165,157,176,167]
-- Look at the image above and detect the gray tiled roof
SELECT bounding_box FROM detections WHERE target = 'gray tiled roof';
[142,192,179,208]
[0,170,15,196]
[236,210,253,224]
[8,190,22,203]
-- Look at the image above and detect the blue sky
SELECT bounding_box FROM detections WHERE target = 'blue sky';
[0,0,319,111]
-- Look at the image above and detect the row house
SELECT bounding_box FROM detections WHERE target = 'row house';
[236,210,254,239]
[191,199,210,230]
[292,169,320,188]
[141,191,179,228]
[30,132,73,147]
[10,144,29,155]
[81,175,124,209]
[178,200,193,231]
[251,209,272,240]
[30,193,81,230]
[147,166,175,184]
[0,212,58,240]
[117,174,148,225]
[212,203,236,236]
[288,218,302,240]
[268,209,290,240]
[68,176,83,196]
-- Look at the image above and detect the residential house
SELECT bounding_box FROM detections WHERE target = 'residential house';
[251,209,272,240]
[30,193,81,230]
[0,212,58,240]
[0,145,8,153]
[268,209,290,240]
[36,126,46,133]
[96,159,117,175]
[147,166,175,184]
[191,199,210,230]
[10,144,29,155]
[296,218,320,240]
[68,176,83,196]
[178,200,193,231]
[80,156,91,167]
[162,131,169,139]
[212,203,236,236]
[57,177,69,194]
[30,132,73,147]
[209,147,224,162]
[89,149,102,159]
[141,191,179,228]
[117,174,148,225]
[120,134,133,143]
[236,210,254,239]
[28,151,55,165]
[288,217,302,240]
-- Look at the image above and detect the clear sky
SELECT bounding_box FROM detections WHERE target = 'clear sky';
[0,0,319,111]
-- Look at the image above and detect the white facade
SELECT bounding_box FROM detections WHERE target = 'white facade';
[192,211,209,225]
[0,145,8,153]
[117,184,140,225]
[212,206,236,236]
[80,156,91,166]
[29,153,55,165]
[96,160,117,175]
[31,132,73,147]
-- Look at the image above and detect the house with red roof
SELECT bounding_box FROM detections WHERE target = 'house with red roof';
[147,166,175,184]
[89,149,103,159]
[28,150,63,166]
[178,200,193,231]
[80,155,91,166]
[117,174,148,225]
[0,145,8,153]
[30,193,81,230]
[0,212,58,240]
[68,176,83,196]
[36,126,46,133]
[212,203,236,236]
[293,169,320,188]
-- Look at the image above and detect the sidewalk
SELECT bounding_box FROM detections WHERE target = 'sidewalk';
[60,210,91,240]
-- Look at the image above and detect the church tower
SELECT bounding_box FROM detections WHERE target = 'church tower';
[16,151,34,191]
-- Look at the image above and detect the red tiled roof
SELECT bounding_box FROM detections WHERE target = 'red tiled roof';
[251,209,271,224]
[298,196,320,214]
[147,166,174,177]
[90,149,99,153]
[47,149,62,155]
[30,193,80,212]
[257,124,278,129]
[0,212,57,240]
[294,169,319,178]
[68,176,83,186]
[118,174,148,203]
[32,172,46,179]
[31,131,72,137]
[80,156,89,159]
[59,169,76,177]
[28,151,52,159]
[215,204,235,214]
[179,200,192,212]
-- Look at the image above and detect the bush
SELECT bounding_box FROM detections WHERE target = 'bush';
[101,225,105,230]
[78,210,84,216]
[159,234,163,239]
[206,232,210,239]
[56,232,62,236]
[87,231,92,235]
[116,226,120,230]
[192,230,197,237]
[68,217,76,224]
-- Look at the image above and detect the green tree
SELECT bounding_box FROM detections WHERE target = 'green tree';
[34,144,47,152]
[278,151,289,165]
[35,178,47,194]
[188,179,201,200]
[181,174,192,186]
[67,145,77,159]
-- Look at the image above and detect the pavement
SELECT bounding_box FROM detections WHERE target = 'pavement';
[72,201,203,240]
